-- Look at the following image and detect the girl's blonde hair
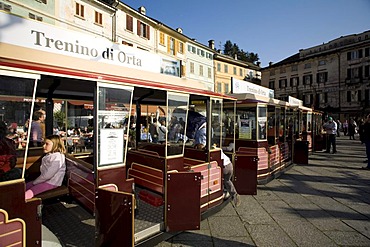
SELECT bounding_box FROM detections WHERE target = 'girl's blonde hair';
[46,135,66,153]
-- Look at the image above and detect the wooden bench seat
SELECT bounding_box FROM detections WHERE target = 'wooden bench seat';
[128,163,164,194]
[36,185,69,201]
[33,154,94,204]
[64,155,94,213]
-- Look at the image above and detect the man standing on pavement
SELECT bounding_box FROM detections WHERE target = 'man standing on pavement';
[323,116,337,154]
[360,114,370,170]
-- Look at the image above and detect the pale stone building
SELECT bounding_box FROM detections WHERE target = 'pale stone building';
[211,41,261,95]
[186,39,214,91]
[114,4,156,52]
[2,0,55,24]
[55,0,114,39]
[261,30,370,120]
[2,0,261,93]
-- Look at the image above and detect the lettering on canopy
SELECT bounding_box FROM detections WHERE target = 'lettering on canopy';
[0,12,161,73]
[232,78,275,98]
[31,30,142,66]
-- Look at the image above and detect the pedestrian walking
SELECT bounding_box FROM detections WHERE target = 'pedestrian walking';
[360,114,370,170]
[348,117,357,140]
[336,119,342,137]
[343,119,348,136]
[323,116,337,154]
[359,118,365,143]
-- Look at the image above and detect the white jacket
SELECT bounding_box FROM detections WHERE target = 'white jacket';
[33,152,66,186]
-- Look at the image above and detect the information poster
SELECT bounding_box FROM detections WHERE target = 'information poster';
[239,116,252,139]
[99,128,124,166]
[258,117,267,139]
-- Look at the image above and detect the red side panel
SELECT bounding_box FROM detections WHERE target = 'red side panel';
[166,172,201,232]
[95,188,134,247]
[234,154,258,195]
[269,144,280,172]
[0,180,41,246]
[0,210,25,246]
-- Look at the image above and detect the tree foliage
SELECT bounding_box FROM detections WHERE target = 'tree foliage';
[223,40,259,64]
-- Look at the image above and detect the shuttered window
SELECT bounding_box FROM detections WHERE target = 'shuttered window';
[159,32,165,45]
[137,20,150,39]
[94,11,102,25]
[178,42,184,54]
[126,15,133,31]
[75,2,84,18]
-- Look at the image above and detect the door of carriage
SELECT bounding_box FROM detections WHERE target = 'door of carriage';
[165,92,202,231]
[0,69,43,246]
[94,82,136,246]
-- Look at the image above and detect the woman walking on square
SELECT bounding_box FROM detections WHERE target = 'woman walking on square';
[348,118,357,140]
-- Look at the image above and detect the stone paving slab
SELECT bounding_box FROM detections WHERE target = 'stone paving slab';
[245,223,296,247]
[323,230,370,246]
[275,218,337,247]
[161,136,370,246]
[342,220,370,239]
[240,209,276,225]
[208,216,248,237]
[213,236,255,247]
[306,218,355,232]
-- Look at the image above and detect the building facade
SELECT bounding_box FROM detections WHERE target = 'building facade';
[2,0,55,24]
[114,4,156,52]
[2,0,262,94]
[212,44,261,95]
[261,30,370,120]
[186,39,214,91]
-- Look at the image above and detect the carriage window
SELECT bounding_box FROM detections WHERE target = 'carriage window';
[222,100,235,151]
[211,98,222,148]
[167,92,189,156]
[0,76,36,145]
[0,75,37,181]
[275,107,281,138]
[185,99,207,147]
[279,107,286,141]
[236,107,256,140]
[257,106,267,140]
[307,113,312,132]
[301,112,307,132]
[97,84,133,167]
[63,100,94,154]
[286,108,299,140]
[267,105,276,145]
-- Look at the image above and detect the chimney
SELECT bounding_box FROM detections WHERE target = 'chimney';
[208,40,215,49]
[257,62,261,67]
[138,6,146,15]
[234,54,238,60]
[269,61,273,66]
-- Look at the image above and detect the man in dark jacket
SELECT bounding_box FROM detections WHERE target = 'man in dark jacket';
[361,114,370,169]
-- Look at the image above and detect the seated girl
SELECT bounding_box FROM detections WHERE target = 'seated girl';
[25,135,66,199]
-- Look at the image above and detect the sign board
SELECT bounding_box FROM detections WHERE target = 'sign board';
[232,78,274,98]
[288,96,303,107]
[0,12,162,73]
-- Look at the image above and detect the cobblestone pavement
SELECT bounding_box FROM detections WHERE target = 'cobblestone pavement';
[156,136,370,246]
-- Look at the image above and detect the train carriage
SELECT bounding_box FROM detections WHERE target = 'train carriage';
[224,78,297,186]
[0,11,238,246]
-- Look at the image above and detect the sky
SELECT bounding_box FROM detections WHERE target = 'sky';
[121,0,370,67]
